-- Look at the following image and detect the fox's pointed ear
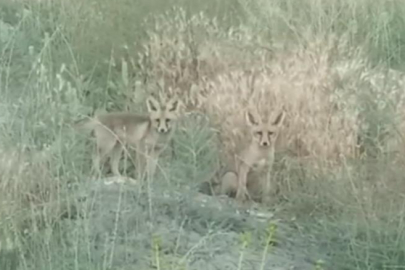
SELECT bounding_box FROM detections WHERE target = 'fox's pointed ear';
[245,111,259,126]
[167,97,180,113]
[273,110,286,127]
[146,96,161,113]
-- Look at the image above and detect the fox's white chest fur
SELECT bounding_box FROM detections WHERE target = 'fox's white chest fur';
[143,124,174,152]
[238,143,274,170]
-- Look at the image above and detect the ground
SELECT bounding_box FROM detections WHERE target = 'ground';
[64,177,322,270]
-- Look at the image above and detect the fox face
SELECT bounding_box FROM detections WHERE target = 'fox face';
[246,110,285,148]
[146,95,180,134]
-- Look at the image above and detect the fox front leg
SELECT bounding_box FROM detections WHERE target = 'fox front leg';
[236,164,250,202]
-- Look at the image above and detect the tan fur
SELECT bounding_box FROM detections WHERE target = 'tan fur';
[75,95,181,179]
[215,109,286,202]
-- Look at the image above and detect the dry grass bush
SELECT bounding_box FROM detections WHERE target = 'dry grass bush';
[137,7,269,111]
[358,67,405,158]
[139,9,405,172]
[195,35,362,168]
[0,146,60,235]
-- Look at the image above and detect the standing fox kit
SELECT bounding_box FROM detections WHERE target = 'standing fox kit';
[219,109,286,202]
[75,95,181,179]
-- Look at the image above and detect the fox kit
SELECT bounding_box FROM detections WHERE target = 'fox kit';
[217,109,286,202]
[75,95,181,179]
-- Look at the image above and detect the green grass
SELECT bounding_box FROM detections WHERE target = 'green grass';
[1,0,405,269]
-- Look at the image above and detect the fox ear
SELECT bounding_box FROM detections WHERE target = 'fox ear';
[245,111,259,126]
[166,97,180,113]
[273,110,285,127]
[146,96,161,113]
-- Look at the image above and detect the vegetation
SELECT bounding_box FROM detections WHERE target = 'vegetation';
[1,0,405,269]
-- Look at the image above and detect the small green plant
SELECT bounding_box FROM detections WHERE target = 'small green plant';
[152,234,163,270]
[314,259,325,270]
[259,223,277,270]
[237,231,252,270]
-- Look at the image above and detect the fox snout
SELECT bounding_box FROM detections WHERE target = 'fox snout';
[255,131,272,147]
[259,135,271,147]
[158,126,169,133]
[156,119,171,133]
[261,140,269,147]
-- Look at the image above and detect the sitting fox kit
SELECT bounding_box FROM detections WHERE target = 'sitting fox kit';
[226,109,286,202]
[76,95,180,178]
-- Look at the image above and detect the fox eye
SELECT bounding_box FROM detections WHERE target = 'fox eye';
[155,119,160,124]
[165,119,171,123]
[268,132,274,136]
[256,131,262,136]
